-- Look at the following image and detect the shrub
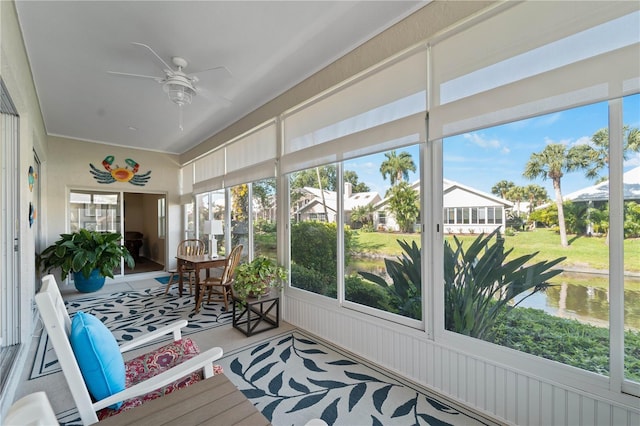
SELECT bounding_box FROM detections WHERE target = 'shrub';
[360,224,375,233]
[490,307,640,381]
[291,221,354,273]
[343,275,396,312]
[290,263,331,296]
[254,219,277,233]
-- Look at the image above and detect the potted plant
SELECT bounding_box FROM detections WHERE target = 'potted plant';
[233,255,287,302]
[38,229,135,292]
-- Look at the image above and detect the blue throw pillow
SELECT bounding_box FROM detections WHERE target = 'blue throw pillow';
[70,311,125,409]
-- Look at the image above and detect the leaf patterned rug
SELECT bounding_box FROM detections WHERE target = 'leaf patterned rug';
[215,331,491,426]
[56,330,491,426]
[30,286,232,379]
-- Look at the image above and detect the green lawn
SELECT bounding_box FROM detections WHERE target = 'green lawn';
[353,228,640,273]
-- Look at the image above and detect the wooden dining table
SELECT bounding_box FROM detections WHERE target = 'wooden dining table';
[176,254,227,302]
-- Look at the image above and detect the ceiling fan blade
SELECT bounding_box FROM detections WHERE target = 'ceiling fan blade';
[131,42,173,72]
[197,87,232,107]
[107,71,164,83]
[191,66,232,80]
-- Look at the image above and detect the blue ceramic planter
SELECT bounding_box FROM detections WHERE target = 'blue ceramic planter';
[73,269,106,293]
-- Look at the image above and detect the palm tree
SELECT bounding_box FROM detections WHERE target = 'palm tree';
[586,126,640,179]
[523,143,593,247]
[506,186,526,217]
[351,204,375,228]
[524,184,548,214]
[380,150,416,185]
[491,180,515,199]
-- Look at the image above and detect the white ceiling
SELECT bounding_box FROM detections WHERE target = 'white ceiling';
[15,1,426,155]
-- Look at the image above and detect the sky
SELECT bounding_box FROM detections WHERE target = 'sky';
[345,94,640,200]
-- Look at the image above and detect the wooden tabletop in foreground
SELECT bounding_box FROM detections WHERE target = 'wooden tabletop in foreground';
[98,373,271,426]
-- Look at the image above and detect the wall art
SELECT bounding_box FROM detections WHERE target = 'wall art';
[89,156,151,186]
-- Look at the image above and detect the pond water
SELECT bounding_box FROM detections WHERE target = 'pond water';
[348,259,640,331]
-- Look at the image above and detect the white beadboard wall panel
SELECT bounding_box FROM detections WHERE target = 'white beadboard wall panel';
[581,396,595,426]
[516,375,527,424]
[527,377,540,425]
[554,387,568,425]
[283,293,640,425]
[595,401,608,425]
[540,382,554,425]
[495,366,507,420]
[567,392,581,425]
[506,371,518,421]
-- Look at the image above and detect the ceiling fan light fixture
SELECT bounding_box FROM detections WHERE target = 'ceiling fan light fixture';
[163,78,196,107]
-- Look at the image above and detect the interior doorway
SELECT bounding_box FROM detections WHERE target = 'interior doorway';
[123,192,165,274]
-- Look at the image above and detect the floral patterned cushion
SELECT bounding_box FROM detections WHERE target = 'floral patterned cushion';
[97,338,223,420]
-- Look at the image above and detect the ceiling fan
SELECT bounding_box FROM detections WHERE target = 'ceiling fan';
[108,42,232,130]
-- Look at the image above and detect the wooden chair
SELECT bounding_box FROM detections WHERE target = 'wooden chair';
[36,274,223,425]
[164,239,206,295]
[195,244,243,313]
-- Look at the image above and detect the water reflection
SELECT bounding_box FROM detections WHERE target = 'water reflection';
[515,273,640,331]
[349,259,640,331]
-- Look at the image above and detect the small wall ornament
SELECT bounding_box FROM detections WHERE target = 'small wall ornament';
[29,202,36,228]
[28,165,37,192]
[89,156,151,186]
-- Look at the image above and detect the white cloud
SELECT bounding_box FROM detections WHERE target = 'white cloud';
[463,133,503,150]
[624,152,640,167]
[537,112,562,126]
[572,136,592,146]
[543,136,572,146]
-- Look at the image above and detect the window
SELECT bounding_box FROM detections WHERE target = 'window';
[623,93,639,390]
[230,184,249,260]
[442,102,622,379]
[157,197,166,238]
[252,177,277,260]
[184,201,195,239]
[344,146,421,323]
[378,211,386,225]
[69,191,120,233]
[431,1,640,396]
[196,190,226,256]
[462,208,470,224]
[478,208,486,224]
[289,166,338,298]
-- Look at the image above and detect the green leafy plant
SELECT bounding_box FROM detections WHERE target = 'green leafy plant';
[38,229,134,280]
[444,228,565,339]
[358,239,422,320]
[234,255,287,302]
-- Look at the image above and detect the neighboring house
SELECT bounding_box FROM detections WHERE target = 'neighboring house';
[443,179,512,234]
[374,179,512,234]
[564,166,640,234]
[564,166,640,204]
[291,183,381,225]
[343,183,382,226]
